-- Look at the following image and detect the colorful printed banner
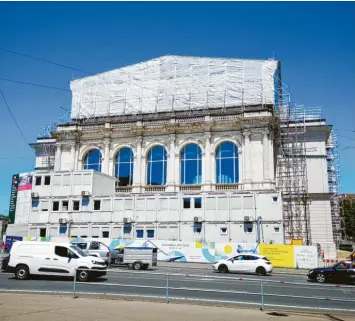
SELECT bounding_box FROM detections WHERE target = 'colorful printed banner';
[4,236,319,269]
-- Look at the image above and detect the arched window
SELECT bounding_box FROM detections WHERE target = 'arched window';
[115,148,134,186]
[147,146,167,185]
[180,143,202,185]
[83,149,102,172]
[216,142,239,184]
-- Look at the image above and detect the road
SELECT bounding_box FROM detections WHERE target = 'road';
[1,265,354,313]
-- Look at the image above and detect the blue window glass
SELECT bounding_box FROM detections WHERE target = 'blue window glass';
[193,222,202,233]
[83,149,102,172]
[147,230,155,238]
[216,142,239,184]
[147,146,167,185]
[115,148,134,186]
[136,229,144,239]
[180,144,202,185]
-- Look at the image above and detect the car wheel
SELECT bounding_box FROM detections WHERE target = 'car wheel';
[142,264,149,270]
[77,270,89,282]
[133,262,142,270]
[316,273,326,283]
[218,265,228,273]
[256,266,267,276]
[15,265,29,280]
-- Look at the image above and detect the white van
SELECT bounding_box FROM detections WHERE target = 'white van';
[8,241,107,282]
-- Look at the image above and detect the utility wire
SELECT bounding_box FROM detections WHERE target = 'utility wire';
[0,77,71,92]
[0,47,93,75]
[0,88,31,147]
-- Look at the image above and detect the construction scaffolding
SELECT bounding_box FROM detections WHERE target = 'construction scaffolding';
[274,75,324,245]
[326,130,342,243]
[36,55,342,247]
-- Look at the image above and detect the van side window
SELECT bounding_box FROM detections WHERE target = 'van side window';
[89,242,100,250]
[55,246,69,258]
[74,243,87,250]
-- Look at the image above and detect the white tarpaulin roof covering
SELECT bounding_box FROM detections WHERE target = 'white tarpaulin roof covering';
[70,55,279,119]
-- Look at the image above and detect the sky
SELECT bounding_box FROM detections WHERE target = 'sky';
[0,2,354,214]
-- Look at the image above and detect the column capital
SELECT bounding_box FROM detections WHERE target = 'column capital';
[243,131,251,138]
[103,138,111,145]
[136,136,143,146]
[169,134,176,143]
[204,131,211,141]
[261,130,269,137]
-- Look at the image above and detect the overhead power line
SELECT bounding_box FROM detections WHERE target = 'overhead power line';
[0,88,31,147]
[0,47,93,75]
[0,77,71,92]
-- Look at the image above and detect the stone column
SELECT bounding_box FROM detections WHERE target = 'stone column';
[243,131,251,182]
[76,146,81,170]
[54,144,62,171]
[262,131,270,181]
[204,132,212,191]
[268,131,274,181]
[133,136,142,192]
[70,144,76,171]
[167,134,176,192]
[102,138,111,175]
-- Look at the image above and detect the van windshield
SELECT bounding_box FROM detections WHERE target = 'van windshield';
[70,245,87,257]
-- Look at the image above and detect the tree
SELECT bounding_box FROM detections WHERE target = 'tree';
[341,198,355,241]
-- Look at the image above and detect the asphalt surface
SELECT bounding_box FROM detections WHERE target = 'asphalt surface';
[1,265,354,313]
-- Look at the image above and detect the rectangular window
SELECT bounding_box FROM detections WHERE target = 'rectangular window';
[247,227,253,233]
[159,198,169,210]
[243,196,254,209]
[102,231,109,238]
[124,199,133,210]
[217,197,228,210]
[44,176,51,186]
[32,200,39,210]
[62,174,70,186]
[194,198,202,209]
[206,197,216,210]
[272,196,279,203]
[193,222,202,233]
[35,176,42,186]
[39,228,47,237]
[52,201,59,212]
[53,175,61,186]
[94,200,101,211]
[73,174,82,186]
[83,173,91,185]
[123,225,132,235]
[136,229,144,239]
[102,199,111,211]
[82,198,90,210]
[274,227,280,233]
[183,198,191,209]
[147,229,155,239]
[220,227,228,235]
[72,200,80,211]
[62,200,69,211]
[41,201,49,212]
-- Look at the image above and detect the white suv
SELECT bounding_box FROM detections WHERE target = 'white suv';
[8,241,107,282]
[212,254,273,276]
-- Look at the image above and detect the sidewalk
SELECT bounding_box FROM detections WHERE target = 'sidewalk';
[158,261,308,275]
[0,294,353,321]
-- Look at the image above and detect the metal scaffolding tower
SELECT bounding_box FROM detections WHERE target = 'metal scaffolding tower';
[276,96,310,244]
[326,130,342,244]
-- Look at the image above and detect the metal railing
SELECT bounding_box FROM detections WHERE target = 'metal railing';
[71,268,355,313]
